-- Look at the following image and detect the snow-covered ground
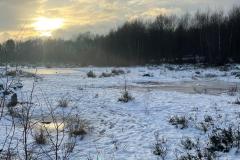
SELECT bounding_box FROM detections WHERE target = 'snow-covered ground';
[0,64,240,160]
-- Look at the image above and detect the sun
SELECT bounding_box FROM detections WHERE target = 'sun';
[33,17,64,37]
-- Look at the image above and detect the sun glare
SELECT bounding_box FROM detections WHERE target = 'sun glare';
[33,17,64,37]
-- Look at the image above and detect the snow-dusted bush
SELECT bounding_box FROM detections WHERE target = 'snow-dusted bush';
[205,73,217,78]
[5,70,36,78]
[204,115,213,123]
[180,137,198,150]
[86,70,96,78]
[197,122,211,133]
[208,127,235,153]
[228,85,238,96]
[34,128,47,145]
[67,116,90,138]
[8,106,22,118]
[111,69,125,75]
[58,97,69,108]
[118,91,133,103]
[7,93,18,107]
[99,72,112,78]
[169,115,189,129]
[0,149,17,160]
[152,132,168,160]
[234,97,240,105]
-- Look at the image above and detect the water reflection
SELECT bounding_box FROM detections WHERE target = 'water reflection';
[25,68,75,75]
[35,121,65,131]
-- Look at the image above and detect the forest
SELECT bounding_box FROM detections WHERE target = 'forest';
[0,6,240,66]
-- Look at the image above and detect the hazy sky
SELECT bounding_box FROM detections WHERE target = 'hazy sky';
[0,0,239,42]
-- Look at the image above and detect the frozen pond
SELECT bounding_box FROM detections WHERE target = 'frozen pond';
[23,66,240,95]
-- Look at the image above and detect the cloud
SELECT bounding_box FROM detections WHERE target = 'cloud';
[0,0,239,42]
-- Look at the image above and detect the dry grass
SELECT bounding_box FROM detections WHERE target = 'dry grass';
[86,71,96,78]
[234,98,240,105]
[228,85,238,96]
[5,70,36,78]
[118,91,133,103]
[58,97,69,108]
[34,128,47,145]
[67,116,90,138]
[111,69,125,75]
[169,115,189,129]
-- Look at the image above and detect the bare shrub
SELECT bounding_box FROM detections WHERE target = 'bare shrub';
[58,97,69,108]
[143,73,153,77]
[111,69,125,75]
[197,122,210,133]
[62,141,76,159]
[67,115,90,138]
[176,140,216,160]
[234,97,240,105]
[99,72,112,78]
[169,115,189,129]
[5,70,36,78]
[180,137,197,150]
[228,85,238,96]
[5,70,17,77]
[118,79,133,103]
[118,91,133,103]
[34,128,47,145]
[86,70,96,78]
[7,106,22,118]
[0,149,17,160]
[177,153,198,160]
[7,93,18,107]
[152,132,168,160]
[204,115,213,123]
[208,127,235,153]
[205,73,217,78]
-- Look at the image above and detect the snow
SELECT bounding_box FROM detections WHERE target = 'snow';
[0,64,240,159]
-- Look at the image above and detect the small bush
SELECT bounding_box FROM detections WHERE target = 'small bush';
[34,128,47,145]
[5,70,17,76]
[5,70,36,78]
[63,142,75,154]
[8,107,22,118]
[7,93,18,107]
[0,149,17,160]
[196,115,214,133]
[67,116,90,138]
[87,70,96,78]
[177,146,216,160]
[197,122,210,133]
[204,115,213,123]
[169,115,189,129]
[99,72,112,78]
[205,73,217,78]
[228,85,238,96]
[58,97,69,108]
[0,83,3,90]
[180,137,197,150]
[234,98,240,105]
[153,132,168,160]
[208,127,234,153]
[177,153,198,160]
[143,73,153,77]
[118,91,133,103]
[111,69,125,75]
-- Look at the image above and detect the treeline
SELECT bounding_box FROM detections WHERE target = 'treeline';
[1,6,240,66]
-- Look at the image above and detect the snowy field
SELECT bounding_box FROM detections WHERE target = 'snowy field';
[1,64,240,160]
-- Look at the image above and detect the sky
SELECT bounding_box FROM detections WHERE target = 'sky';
[0,0,239,42]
